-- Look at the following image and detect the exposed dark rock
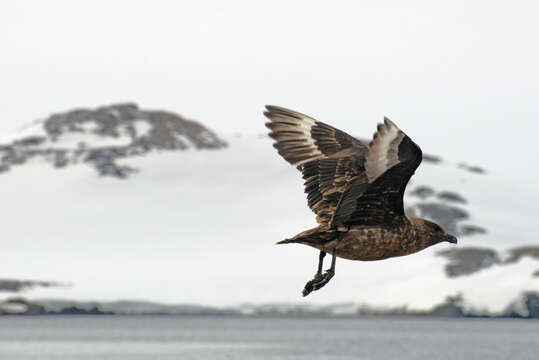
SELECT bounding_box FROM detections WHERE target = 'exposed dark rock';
[436,191,468,204]
[428,294,465,317]
[458,162,486,174]
[407,186,486,237]
[409,185,435,199]
[438,246,539,279]
[428,304,464,317]
[505,246,539,264]
[48,306,114,315]
[422,154,443,163]
[0,103,227,178]
[37,299,240,316]
[459,224,487,236]
[437,247,501,277]
[524,292,539,318]
[53,150,69,168]
[0,279,62,292]
[410,202,469,235]
[15,136,47,146]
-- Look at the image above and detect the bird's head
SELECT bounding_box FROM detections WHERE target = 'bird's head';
[423,220,458,245]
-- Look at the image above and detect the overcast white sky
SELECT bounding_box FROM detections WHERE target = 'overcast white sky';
[1,0,538,174]
[1,1,539,306]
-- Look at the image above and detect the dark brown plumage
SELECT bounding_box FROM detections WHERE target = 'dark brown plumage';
[264,105,457,296]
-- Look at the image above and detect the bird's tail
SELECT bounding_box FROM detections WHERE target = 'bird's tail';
[276,226,334,245]
[276,238,301,245]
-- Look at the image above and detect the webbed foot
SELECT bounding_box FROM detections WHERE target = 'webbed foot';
[302,269,335,297]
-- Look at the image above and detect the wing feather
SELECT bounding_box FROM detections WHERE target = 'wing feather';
[264,106,422,228]
[340,117,423,226]
[365,117,406,182]
[264,105,367,227]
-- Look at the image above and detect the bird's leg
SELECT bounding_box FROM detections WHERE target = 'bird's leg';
[302,251,326,296]
[317,251,326,275]
[302,248,336,297]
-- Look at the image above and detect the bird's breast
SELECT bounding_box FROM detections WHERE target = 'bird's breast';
[329,226,423,261]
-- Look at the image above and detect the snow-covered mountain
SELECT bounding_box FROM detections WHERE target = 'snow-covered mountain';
[1,104,538,315]
[0,103,226,178]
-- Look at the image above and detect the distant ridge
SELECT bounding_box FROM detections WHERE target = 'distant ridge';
[0,103,227,178]
[3,294,539,318]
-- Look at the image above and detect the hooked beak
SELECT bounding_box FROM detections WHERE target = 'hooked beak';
[444,234,458,244]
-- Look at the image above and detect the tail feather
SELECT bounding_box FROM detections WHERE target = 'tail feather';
[276,226,336,245]
[276,238,300,245]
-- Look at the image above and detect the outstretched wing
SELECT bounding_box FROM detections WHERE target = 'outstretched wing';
[264,105,368,227]
[334,117,423,227]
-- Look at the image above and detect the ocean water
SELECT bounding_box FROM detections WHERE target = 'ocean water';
[0,316,538,360]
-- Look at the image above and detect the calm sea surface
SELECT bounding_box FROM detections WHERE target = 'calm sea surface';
[0,316,538,360]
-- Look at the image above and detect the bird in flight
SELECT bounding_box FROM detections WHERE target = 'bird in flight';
[264,105,458,297]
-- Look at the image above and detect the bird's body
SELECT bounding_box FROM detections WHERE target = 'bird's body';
[280,216,445,261]
[264,105,457,296]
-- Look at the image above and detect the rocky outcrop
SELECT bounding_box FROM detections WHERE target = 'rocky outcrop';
[409,185,435,199]
[437,247,501,277]
[422,154,443,163]
[0,279,61,292]
[504,247,539,277]
[505,246,539,263]
[35,299,240,316]
[428,294,465,317]
[47,306,114,315]
[406,184,486,237]
[437,246,539,278]
[0,103,227,178]
[458,162,486,174]
[525,292,539,318]
[406,201,486,237]
[413,202,469,235]
[436,191,467,204]
[459,225,487,236]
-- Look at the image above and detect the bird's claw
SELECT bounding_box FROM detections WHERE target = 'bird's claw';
[302,270,335,297]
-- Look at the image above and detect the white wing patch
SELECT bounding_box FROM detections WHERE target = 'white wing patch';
[288,119,324,166]
[365,117,405,182]
[265,108,325,166]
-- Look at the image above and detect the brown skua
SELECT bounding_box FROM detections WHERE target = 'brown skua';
[264,105,457,296]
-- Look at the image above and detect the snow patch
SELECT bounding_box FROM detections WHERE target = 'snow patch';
[132,120,152,137]
[0,120,47,144]
[0,302,28,314]
[174,134,193,148]
[78,122,100,133]
[0,134,537,310]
